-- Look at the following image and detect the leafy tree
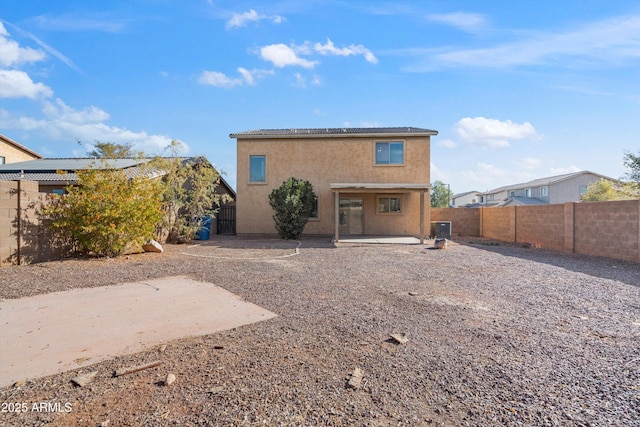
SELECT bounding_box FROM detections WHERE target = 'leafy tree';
[40,162,165,257]
[153,141,232,242]
[430,180,453,208]
[81,141,142,159]
[268,177,316,239]
[622,150,640,186]
[581,178,638,202]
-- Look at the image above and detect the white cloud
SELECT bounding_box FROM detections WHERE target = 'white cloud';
[427,12,487,33]
[31,14,127,33]
[226,9,284,29]
[0,99,184,155]
[550,165,582,175]
[437,138,457,148]
[293,72,306,88]
[431,15,640,69]
[455,116,540,148]
[313,38,378,64]
[477,162,505,177]
[0,22,46,66]
[515,156,542,170]
[198,67,273,88]
[260,43,318,68]
[0,70,53,99]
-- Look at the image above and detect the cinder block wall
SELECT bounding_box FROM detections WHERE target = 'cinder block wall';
[515,204,566,251]
[0,181,60,267]
[574,200,639,262]
[433,201,639,263]
[482,206,515,242]
[431,207,480,237]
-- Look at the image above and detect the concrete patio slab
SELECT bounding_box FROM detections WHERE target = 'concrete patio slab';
[334,236,423,245]
[0,276,277,388]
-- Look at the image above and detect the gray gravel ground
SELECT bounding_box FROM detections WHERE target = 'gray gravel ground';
[0,237,639,426]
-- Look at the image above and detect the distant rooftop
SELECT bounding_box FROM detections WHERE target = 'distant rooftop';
[484,170,615,194]
[230,127,438,138]
[0,134,43,159]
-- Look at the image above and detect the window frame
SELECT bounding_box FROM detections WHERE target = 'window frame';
[525,188,532,198]
[248,154,266,184]
[374,141,405,166]
[540,186,549,197]
[377,194,402,214]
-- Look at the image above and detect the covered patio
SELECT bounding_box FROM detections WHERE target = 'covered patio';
[330,183,431,244]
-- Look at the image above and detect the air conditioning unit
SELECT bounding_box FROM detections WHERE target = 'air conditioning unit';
[430,221,452,239]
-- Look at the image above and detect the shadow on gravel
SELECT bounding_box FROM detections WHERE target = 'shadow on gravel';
[455,239,640,288]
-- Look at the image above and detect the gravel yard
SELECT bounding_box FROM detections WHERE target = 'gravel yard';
[1,237,639,426]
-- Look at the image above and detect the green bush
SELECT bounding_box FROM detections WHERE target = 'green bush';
[40,164,165,257]
[268,177,316,240]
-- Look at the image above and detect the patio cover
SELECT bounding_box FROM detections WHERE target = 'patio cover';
[330,183,431,244]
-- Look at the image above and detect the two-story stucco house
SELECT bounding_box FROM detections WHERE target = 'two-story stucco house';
[0,134,42,164]
[479,171,616,207]
[231,127,437,243]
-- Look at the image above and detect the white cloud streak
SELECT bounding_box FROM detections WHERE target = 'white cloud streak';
[431,15,640,69]
[198,67,273,88]
[226,9,284,29]
[0,22,46,66]
[455,117,540,148]
[314,38,378,63]
[0,99,184,155]
[427,12,487,33]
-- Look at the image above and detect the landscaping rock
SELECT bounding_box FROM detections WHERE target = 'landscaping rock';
[142,239,163,253]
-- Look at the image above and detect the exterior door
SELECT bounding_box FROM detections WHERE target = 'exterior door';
[339,198,363,235]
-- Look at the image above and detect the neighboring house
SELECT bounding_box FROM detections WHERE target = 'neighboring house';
[0,134,43,164]
[230,127,438,242]
[479,171,616,207]
[0,158,236,203]
[452,190,481,207]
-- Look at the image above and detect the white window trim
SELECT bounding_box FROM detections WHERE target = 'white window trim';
[374,141,405,166]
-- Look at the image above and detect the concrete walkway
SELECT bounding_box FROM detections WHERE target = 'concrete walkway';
[335,236,423,245]
[0,276,276,388]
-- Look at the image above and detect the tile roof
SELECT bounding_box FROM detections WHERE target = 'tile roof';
[230,127,438,138]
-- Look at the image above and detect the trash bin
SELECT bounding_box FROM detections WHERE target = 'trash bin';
[196,216,212,240]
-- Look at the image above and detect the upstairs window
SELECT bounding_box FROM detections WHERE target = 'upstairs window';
[375,142,404,165]
[525,188,532,198]
[249,155,266,183]
[0,156,5,165]
[540,186,549,197]
[579,185,588,195]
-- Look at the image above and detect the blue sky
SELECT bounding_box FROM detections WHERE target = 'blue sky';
[1,1,639,193]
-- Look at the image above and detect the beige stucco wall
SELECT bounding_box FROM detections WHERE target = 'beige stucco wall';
[0,141,41,164]
[235,135,431,236]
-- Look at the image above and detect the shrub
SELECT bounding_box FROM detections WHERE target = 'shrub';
[40,163,165,257]
[268,177,316,240]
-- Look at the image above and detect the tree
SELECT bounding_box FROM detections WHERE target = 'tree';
[581,178,638,202]
[152,141,232,242]
[622,150,640,186]
[40,163,165,257]
[81,141,142,159]
[430,180,453,208]
[268,177,316,239]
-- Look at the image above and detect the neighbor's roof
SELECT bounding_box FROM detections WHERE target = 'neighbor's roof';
[0,134,43,159]
[453,190,480,198]
[497,196,548,207]
[0,158,158,184]
[230,127,438,139]
[483,171,615,194]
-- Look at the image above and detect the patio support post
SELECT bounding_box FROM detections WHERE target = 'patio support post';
[334,190,340,242]
[419,189,425,245]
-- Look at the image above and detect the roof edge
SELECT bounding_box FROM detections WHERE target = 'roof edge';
[0,134,43,159]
